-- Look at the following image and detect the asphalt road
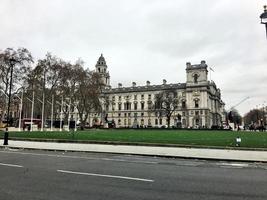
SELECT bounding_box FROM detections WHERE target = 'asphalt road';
[0,148,266,200]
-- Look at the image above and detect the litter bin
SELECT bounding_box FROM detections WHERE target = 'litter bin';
[3,128,8,145]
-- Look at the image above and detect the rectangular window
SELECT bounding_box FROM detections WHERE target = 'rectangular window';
[155,119,158,125]
[195,100,199,108]
[141,102,145,110]
[134,103,138,110]
[134,95,137,100]
[159,118,162,125]
[147,102,152,110]
[118,104,121,111]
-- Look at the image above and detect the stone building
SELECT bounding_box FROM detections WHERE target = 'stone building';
[95,54,225,128]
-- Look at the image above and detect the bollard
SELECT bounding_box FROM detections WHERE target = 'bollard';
[3,127,8,145]
[235,136,241,147]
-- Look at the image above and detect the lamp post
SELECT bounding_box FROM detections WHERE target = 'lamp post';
[4,58,16,145]
[260,5,267,39]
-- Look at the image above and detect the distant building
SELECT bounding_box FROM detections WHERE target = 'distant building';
[95,54,225,128]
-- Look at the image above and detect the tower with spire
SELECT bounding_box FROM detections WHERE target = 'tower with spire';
[95,54,110,88]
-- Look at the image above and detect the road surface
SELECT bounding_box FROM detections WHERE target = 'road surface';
[0,148,266,200]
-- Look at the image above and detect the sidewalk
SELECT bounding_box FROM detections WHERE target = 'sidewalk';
[1,139,267,162]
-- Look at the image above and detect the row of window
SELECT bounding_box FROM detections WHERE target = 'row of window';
[106,100,199,111]
[116,118,188,126]
[112,94,152,101]
[109,110,208,119]
[106,101,152,111]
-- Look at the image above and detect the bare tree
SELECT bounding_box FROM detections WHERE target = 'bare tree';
[0,47,33,123]
[0,47,33,95]
[75,70,103,129]
[153,90,180,128]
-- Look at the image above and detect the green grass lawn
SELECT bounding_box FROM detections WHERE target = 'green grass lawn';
[1,129,267,149]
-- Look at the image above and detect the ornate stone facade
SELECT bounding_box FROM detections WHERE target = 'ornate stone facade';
[95,54,225,128]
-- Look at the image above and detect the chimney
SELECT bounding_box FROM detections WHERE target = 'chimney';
[132,82,136,87]
[118,83,122,88]
[186,62,191,68]
[146,80,150,86]
[163,79,167,85]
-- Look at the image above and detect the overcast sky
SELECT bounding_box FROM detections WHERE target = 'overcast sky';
[1,0,267,115]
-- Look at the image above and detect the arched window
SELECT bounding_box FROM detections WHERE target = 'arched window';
[193,74,198,83]
[194,99,199,108]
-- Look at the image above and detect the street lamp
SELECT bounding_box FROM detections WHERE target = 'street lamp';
[260,5,267,39]
[4,57,16,145]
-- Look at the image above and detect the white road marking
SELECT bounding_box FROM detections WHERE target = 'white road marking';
[57,169,154,182]
[218,163,249,167]
[0,162,23,168]
[101,158,158,164]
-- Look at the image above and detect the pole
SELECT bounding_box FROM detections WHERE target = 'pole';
[18,89,23,131]
[74,103,77,132]
[4,60,14,145]
[60,96,63,132]
[30,91,34,132]
[41,70,46,131]
[68,98,71,132]
[265,24,267,39]
[41,91,45,131]
[51,95,54,131]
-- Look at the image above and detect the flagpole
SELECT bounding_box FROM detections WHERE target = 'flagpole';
[209,67,214,81]
[210,70,212,81]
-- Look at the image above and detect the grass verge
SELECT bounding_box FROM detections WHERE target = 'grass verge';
[1,129,267,149]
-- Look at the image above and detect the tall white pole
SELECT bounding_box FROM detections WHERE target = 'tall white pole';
[60,96,63,132]
[18,89,23,131]
[41,91,45,131]
[30,91,34,132]
[51,95,54,131]
[68,98,71,132]
[74,103,77,132]
[41,70,46,132]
